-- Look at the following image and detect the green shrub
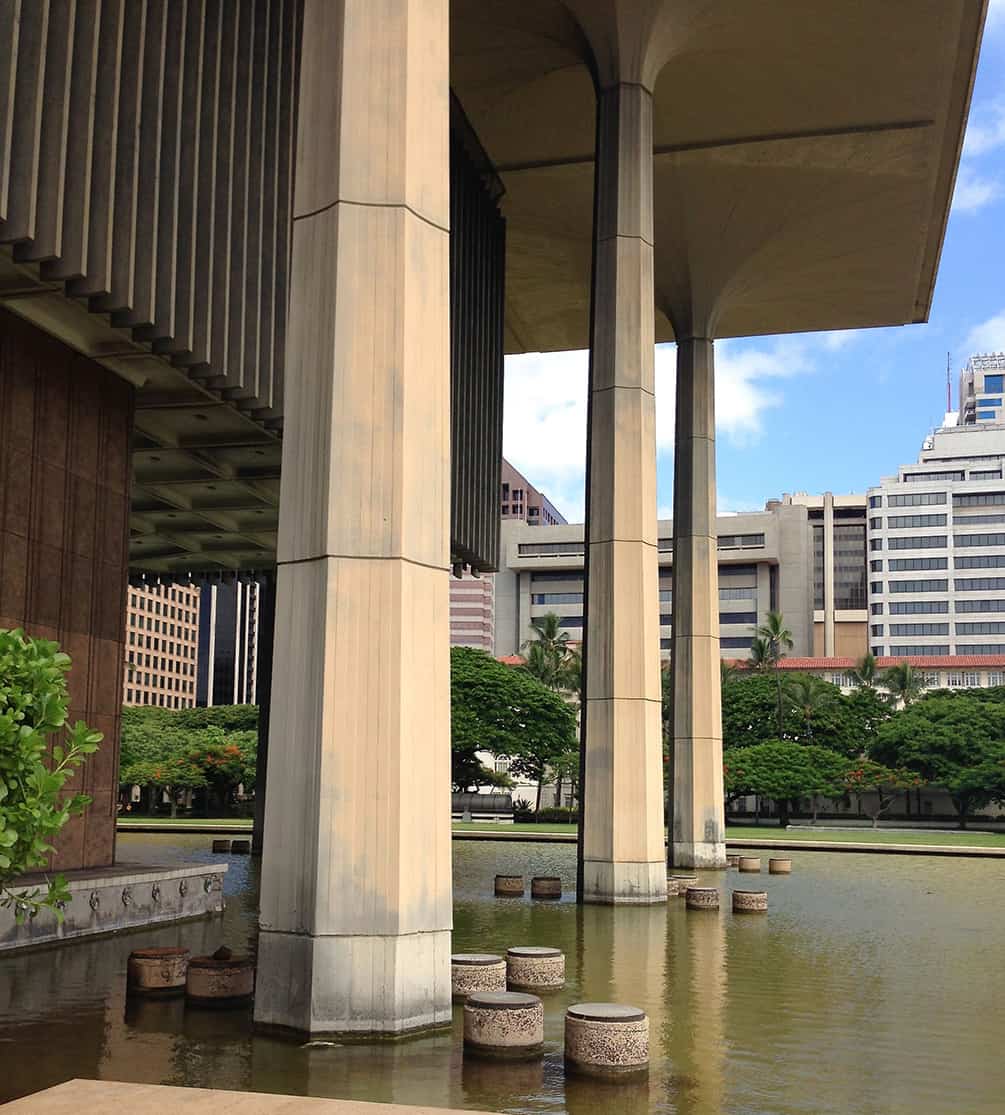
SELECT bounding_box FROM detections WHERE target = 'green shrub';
[534,806,579,824]
[512,797,534,822]
[0,629,101,920]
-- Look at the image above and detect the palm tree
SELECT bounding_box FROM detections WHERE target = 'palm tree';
[756,610,793,737]
[853,652,879,689]
[521,613,579,692]
[720,660,738,686]
[748,636,772,672]
[881,661,924,708]
[783,675,836,740]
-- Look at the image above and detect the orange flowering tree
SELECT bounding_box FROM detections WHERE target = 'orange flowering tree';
[842,759,920,828]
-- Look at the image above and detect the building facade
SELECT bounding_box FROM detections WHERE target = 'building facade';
[123,583,200,709]
[868,421,1005,657]
[449,572,495,651]
[957,353,1005,425]
[495,502,824,661]
[195,581,260,707]
[501,459,567,527]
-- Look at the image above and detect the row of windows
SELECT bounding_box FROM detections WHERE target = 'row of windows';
[887,535,946,550]
[882,513,947,529]
[127,653,196,676]
[129,672,195,692]
[957,622,1005,635]
[129,614,196,638]
[886,491,947,507]
[956,599,1005,612]
[971,469,1003,479]
[129,595,197,624]
[871,600,950,615]
[903,471,965,483]
[871,623,950,636]
[957,645,1005,654]
[886,557,947,571]
[874,579,949,593]
[127,631,194,656]
[957,577,1005,591]
[956,554,1005,569]
[954,492,1005,507]
[534,587,758,607]
[952,512,1005,525]
[125,691,193,708]
[955,533,1005,548]
[884,645,951,656]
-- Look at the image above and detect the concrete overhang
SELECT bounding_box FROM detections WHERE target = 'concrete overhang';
[451,0,987,349]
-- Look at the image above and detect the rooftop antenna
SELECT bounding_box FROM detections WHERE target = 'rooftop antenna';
[946,352,952,413]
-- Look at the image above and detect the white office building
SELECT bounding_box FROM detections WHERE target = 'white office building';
[868,415,1005,657]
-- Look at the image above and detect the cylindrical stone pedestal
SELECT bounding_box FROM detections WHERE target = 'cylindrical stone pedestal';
[684,886,719,911]
[127,947,190,996]
[495,875,524,897]
[669,874,698,894]
[738,857,761,873]
[463,991,544,1060]
[451,954,507,1002]
[231,839,251,854]
[506,946,565,991]
[531,876,561,900]
[769,858,792,874]
[211,840,231,853]
[726,854,740,868]
[733,890,768,914]
[186,953,256,1007]
[664,877,681,897]
[564,1003,649,1079]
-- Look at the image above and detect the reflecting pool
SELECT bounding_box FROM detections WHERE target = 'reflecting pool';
[1,834,1003,1114]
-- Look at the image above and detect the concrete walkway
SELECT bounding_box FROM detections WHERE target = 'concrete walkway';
[117,822,1005,858]
[6,1081,487,1115]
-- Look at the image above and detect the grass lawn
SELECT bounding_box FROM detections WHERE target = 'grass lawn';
[118,816,252,826]
[452,821,578,834]
[724,824,1005,848]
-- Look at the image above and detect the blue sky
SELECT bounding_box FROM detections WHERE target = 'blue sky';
[503,2,1005,523]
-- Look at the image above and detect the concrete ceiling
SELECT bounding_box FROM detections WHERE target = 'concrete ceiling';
[451,0,987,349]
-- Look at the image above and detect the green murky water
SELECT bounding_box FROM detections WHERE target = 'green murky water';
[1,834,1003,1114]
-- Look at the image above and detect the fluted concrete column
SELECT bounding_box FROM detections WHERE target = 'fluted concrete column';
[255,0,452,1036]
[670,338,727,869]
[823,491,836,655]
[581,84,666,905]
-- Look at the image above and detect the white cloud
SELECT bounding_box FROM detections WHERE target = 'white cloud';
[963,99,1005,158]
[503,336,813,522]
[965,309,1005,354]
[952,164,1001,213]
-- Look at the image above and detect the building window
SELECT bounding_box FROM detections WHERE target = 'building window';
[888,600,949,614]
[887,514,947,529]
[531,592,583,605]
[888,646,950,657]
[984,374,1004,393]
[717,533,766,549]
[903,471,964,483]
[870,624,884,636]
[888,535,946,550]
[956,577,1005,591]
[957,599,1005,613]
[957,621,1005,635]
[946,672,964,687]
[956,554,1005,569]
[956,533,1005,548]
[888,492,946,507]
[976,411,998,420]
[720,636,754,649]
[889,623,949,636]
[720,586,757,600]
[870,538,883,551]
[970,469,1002,479]
[870,517,882,530]
[954,492,1005,507]
[871,603,883,615]
[870,560,883,572]
[987,672,1004,686]
[888,557,947,571]
[719,611,758,625]
[959,644,1005,654]
[872,645,884,656]
[869,495,882,508]
[888,579,948,592]
[871,581,883,593]
[963,672,981,687]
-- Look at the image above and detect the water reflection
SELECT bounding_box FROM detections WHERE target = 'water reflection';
[1,835,1005,1114]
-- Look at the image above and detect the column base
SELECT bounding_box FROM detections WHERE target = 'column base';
[253,927,452,1038]
[582,860,667,905]
[670,841,728,870]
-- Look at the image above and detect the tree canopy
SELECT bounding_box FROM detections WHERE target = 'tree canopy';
[451,647,577,802]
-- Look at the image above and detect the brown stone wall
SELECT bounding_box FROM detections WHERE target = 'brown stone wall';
[0,308,133,870]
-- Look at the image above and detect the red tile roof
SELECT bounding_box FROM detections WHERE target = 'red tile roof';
[496,654,525,666]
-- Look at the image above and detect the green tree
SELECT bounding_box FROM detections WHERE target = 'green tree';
[451,647,578,809]
[842,759,921,827]
[880,661,924,708]
[756,610,793,736]
[853,652,879,689]
[784,674,838,740]
[724,740,847,826]
[521,612,581,693]
[871,693,1005,826]
[0,629,102,920]
[747,636,772,672]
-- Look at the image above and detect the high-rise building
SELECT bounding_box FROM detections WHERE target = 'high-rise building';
[123,583,200,709]
[868,418,1005,657]
[196,581,260,707]
[957,353,1005,425]
[450,459,567,650]
[501,459,567,526]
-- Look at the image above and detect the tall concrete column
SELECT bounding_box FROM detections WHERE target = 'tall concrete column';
[670,338,727,869]
[581,83,666,905]
[255,0,452,1037]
